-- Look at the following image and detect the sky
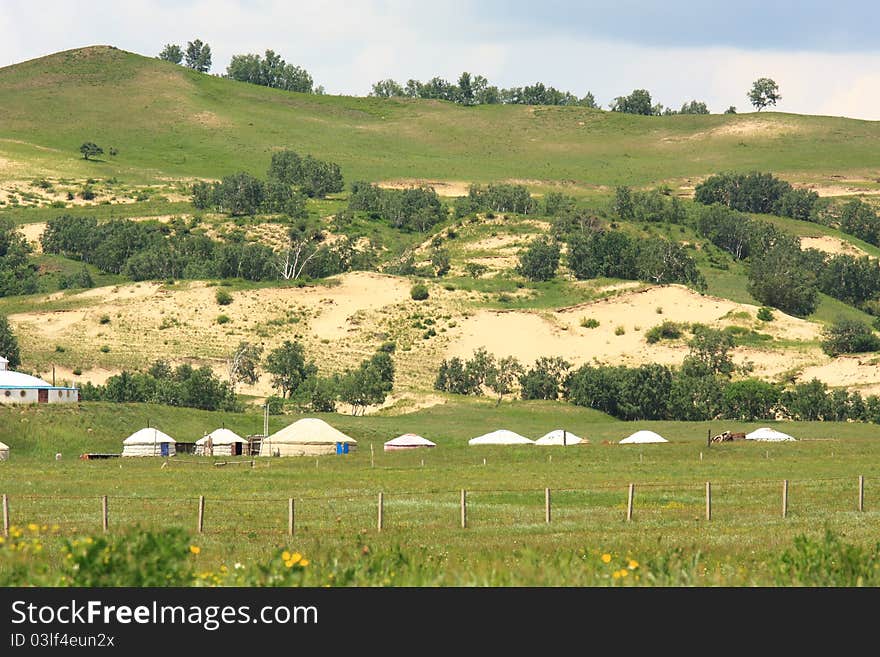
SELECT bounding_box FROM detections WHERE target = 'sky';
[2,0,879,119]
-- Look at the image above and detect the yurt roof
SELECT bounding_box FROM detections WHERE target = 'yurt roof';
[384,433,436,447]
[468,429,534,445]
[535,429,584,446]
[745,427,796,442]
[0,370,55,389]
[267,418,356,444]
[619,430,668,444]
[123,428,176,445]
[196,428,245,445]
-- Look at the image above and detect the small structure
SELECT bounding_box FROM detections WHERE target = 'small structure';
[619,430,668,444]
[196,428,247,456]
[0,357,78,405]
[468,429,534,446]
[0,441,9,461]
[535,429,585,446]
[745,427,796,442]
[259,418,357,457]
[711,431,747,443]
[384,433,436,451]
[121,427,177,457]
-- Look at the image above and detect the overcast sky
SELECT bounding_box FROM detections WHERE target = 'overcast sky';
[2,0,879,119]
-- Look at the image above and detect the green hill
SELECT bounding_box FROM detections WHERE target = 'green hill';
[1,45,880,190]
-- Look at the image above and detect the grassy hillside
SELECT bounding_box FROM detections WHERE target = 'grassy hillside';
[1,46,880,191]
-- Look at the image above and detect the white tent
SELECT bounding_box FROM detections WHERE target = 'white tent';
[619,430,668,444]
[468,429,534,446]
[260,418,357,457]
[535,429,585,446]
[0,441,8,461]
[196,428,246,456]
[122,427,176,457]
[745,427,796,442]
[384,433,436,451]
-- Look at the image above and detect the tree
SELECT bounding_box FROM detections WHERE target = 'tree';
[431,247,450,277]
[748,77,781,111]
[158,44,183,64]
[781,379,828,421]
[610,89,653,115]
[517,237,560,281]
[339,361,387,415]
[0,315,21,368]
[747,243,818,316]
[308,377,337,412]
[682,326,736,378]
[264,340,316,398]
[519,356,570,400]
[277,221,324,281]
[581,92,599,109]
[679,100,709,115]
[371,79,405,97]
[487,356,523,405]
[184,39,212,72]
[0,219,39,297]
[226,341,263,392]
[821,320,880,357]
[724,106,737,114]
[722,379,779,421]
[79,142,103,160]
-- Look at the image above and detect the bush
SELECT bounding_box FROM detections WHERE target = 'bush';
[757,306,774,322]
[775,529,880,586]
[215,288,233,306]
[99,345,110,353]
[216,314,231,325]
[410,283,429,301]
[72,368,82,376]
[821,319,880,357]
[645,321,684,344]
[614,326,626,336]
[99,315,111,325]
[580,317,600,328]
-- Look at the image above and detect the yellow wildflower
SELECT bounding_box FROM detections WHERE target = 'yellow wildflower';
[628,559,639,570]
[620,569,629,578]
[27,523,39,533]
[282,550,291,562]
[189,545,201,555]
[612,570,622,580]
[601,553,612,564]
[284,552,302,568]
[300,559,309,567]
[0,536,5,545]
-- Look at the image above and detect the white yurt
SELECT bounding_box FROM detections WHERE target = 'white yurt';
[259,418,357,457]
[122,427,176,457]
[535,429,585,446]
[196,428,247,456]
[0,441,9,461]
[745,427,796,442]
[384,433,436,451]
[619,430,668,444]
[468,429,535,446]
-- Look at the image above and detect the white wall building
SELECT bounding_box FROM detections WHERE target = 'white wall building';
[0,356,79,405]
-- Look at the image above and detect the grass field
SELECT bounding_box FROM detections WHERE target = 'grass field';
[2,401,879,585]
[2,46,880,191]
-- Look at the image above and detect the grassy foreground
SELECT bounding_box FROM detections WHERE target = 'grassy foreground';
[1,400,879,585]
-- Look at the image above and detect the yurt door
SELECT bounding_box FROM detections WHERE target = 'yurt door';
[232,443,242,456]
[38,389,49,404]
[161,442,170,457]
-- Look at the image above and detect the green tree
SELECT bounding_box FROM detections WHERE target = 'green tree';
[682,326,736,378]
[264,340,317,398]
[821,320,880,357]
[308,377,337,412]
[724,106,737,114]
[517,237,560,281]
[339,363,387,415]
[748,77,781,111]
[226,341,263,392]
[610,89,654,115]
[679,100,709,114]
[519,356,570,400]
[722,379,780,420]
[781,379,829,421]
[370,79,405,97]
[747,244,818,316]
[487,356,523,405]
[581,91,599,109]
[431,247,451,277]
[184,39,212,72]
[0,219,39,297]
[158,44,183,64]
[79,142,103,160]
[0,315,21,368]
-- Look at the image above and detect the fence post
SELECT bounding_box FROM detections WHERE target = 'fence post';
[545,487,551,524]
[858,475,865,512]
[2,494,8,538]
[377,492,384,532]
[197,495,205,534]
[626,483,634,522]
[102,495,108,532]
[288,498,295,536]
[705,482,711,521]
[782,480,788,519]
[460,489,467,529]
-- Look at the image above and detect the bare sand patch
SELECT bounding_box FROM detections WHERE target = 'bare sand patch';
[464,235,524,253]
[446,285,822,377]
[709,119,801,138]
[801,236,870,258]
[803,184,880,198]
[798,356,880,391]
[378,179,471,197]
[18,222,46,251]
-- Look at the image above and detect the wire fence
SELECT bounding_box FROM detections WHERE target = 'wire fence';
[1,474,871,537]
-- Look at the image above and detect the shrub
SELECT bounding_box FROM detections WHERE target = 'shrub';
[775,529,880,586]
[215,289,233,306]
[580,317,600,328]
[216,314,231,325]
[410,283,429,301]
[645,321,684,344]
[757,306,774,322]
[55,345,65,353]
[821,319,880,357]
[99,345,110,353]
[614,325,626,336]
[72,368,82,376]
[99,315,111,325]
